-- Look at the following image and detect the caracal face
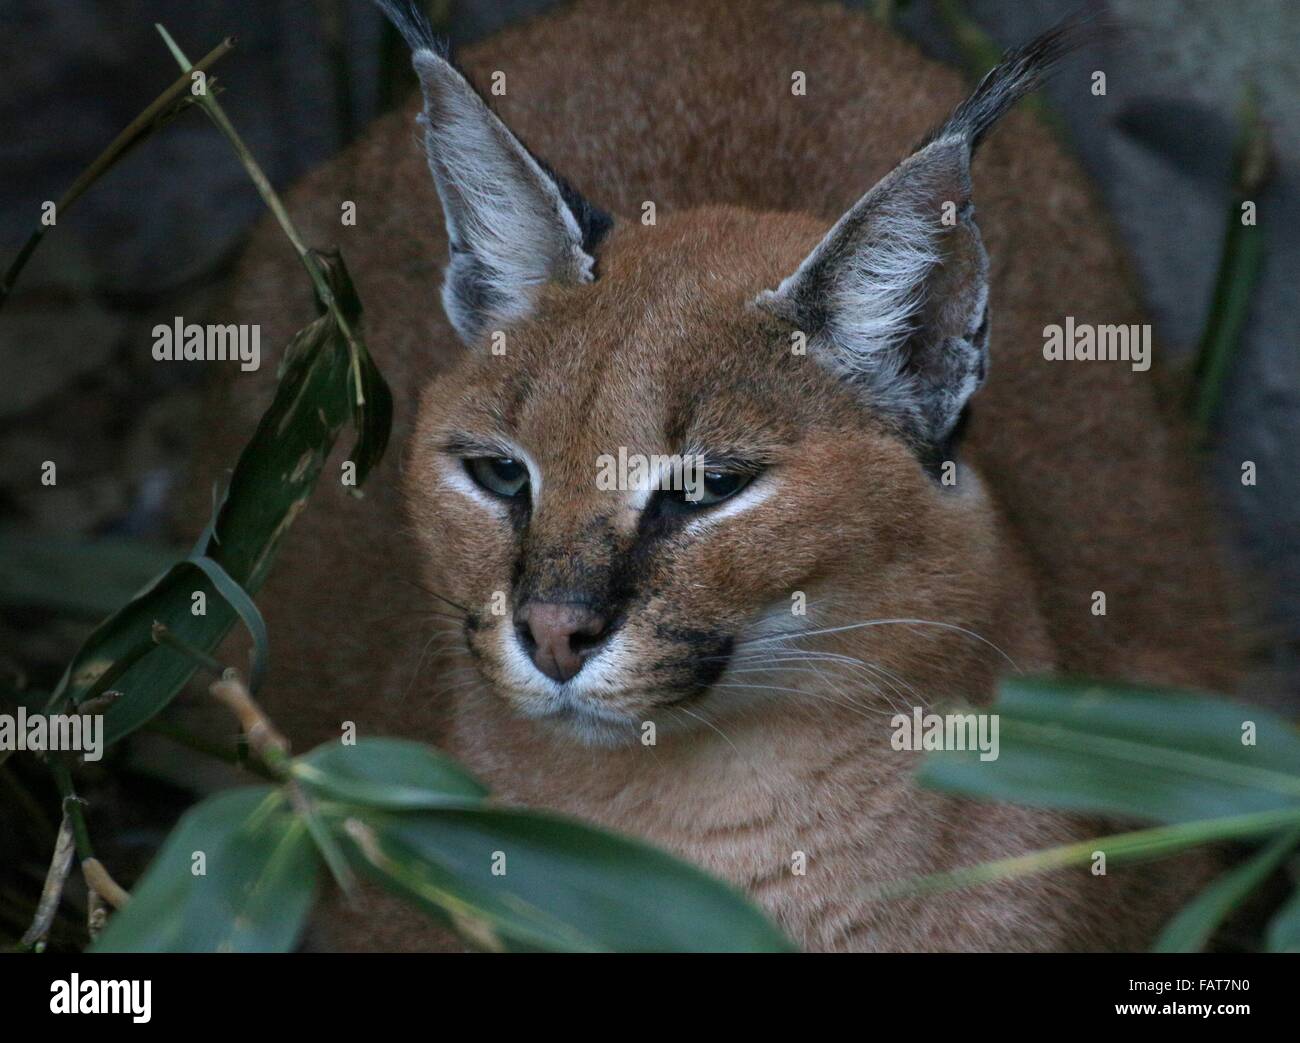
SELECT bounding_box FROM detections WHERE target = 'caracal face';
[406,209,981,744]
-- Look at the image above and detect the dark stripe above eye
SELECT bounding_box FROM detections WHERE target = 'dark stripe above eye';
[441,433,512,458]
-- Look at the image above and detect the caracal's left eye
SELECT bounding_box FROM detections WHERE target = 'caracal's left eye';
[465,456,529,499]
[658,469,754,513]
[696,470,751,505]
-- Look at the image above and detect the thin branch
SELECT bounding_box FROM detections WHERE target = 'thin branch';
[0,37,236,305]
[19,813,76,950]
[205,671,356,894]
[48,756,133,914]
[86,889,108,942]
[50,758,94,861]
[1189,87,1272,440]
[151,622,290,773]
[151,620,225,677]
[81,859,130,910]
[155,23,367,406]
[208,672,290,771]
[143,718,277,780]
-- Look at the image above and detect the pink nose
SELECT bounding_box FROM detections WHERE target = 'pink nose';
[515,602,611,682]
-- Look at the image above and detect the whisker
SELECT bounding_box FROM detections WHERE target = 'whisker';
[738,617,1020,671]
[712,681,884,720]
[668,703,742,755]
[394,575,473,616]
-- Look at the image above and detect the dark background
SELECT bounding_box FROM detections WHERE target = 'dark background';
[0,0,1296,946]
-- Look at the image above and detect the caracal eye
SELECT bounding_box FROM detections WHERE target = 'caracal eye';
[663,469,753,511]
[465,456,529,499]
[698,470,751,505]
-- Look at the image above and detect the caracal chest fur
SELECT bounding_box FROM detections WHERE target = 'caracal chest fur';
[217,0,1240,950]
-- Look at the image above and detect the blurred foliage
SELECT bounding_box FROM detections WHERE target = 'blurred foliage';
[1189,88,1272,441]
[905,678,1300,952]
[95,738,791,953]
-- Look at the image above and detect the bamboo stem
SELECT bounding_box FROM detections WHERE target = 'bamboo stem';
[0,37,236,305]
[155,23,368,407]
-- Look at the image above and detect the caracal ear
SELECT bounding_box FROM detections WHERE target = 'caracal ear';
[756,22,1082,456]
[757,136,987,452]
[375,1,612,344]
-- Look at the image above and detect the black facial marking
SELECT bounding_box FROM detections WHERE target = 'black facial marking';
[501,467,741,700]
[514,514,637,636]
[648,624,735,700]
[505,491,531,534]
[690,634,735,689]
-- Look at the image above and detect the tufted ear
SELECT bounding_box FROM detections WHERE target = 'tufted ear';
[376,2,611,343]
[756,22,1080,456]
[757,136,988,452]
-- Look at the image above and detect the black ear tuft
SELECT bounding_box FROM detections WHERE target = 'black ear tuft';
[923,15,1090,152]
[371,0,449,57]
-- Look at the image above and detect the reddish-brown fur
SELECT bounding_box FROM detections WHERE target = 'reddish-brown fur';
[196,0,1241,950]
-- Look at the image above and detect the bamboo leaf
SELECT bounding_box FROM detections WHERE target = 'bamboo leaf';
[329,803,795,953]
[46,281,359,745]
[1154,826,1300,952]
[36,32,394,757]
[917,678,1300,823]
[188,554,269,694]
[92,786,318,953]
[873,806,1300,901]
[1190,87,1272,438]
[295,738,489,810]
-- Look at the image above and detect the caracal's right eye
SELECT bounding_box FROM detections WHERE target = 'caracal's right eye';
[464,456,529,499]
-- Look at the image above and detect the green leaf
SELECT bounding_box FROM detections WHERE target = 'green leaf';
[333,812,597,952]
[1154,826,1300,952]
[93,786,319,953]
[46,260,381,746]
[1266,883,1300,952]
[346,343,393,492]
[896,678,1300,912]
[188,554,269,694]
[295,738,489,810]
[917,678,1300,824]
[873,806,1300,902]
[1189,87,1271,439]
[328,804,795,953]
[319,249,391,489]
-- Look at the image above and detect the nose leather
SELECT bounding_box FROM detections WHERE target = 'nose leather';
[515,602,610,682]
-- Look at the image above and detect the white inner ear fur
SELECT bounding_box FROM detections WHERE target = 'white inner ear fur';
[412,49,595,340]
[754,136,988,445]
[757,148,958,364]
